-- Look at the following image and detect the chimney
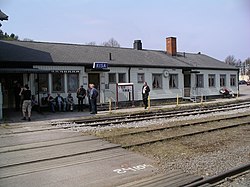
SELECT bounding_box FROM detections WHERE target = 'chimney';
[109,52,112,60]
[166,37,177,56]
[133,40,142,50]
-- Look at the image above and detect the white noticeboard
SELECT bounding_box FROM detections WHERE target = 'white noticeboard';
[118,85,133,93]
[116,83,135,107]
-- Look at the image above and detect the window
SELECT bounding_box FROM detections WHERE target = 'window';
[108,73,116,84]
[67,74,79,92]
[38,74,48,92]
[52,73,64,92]
[208,74,216,87]
[152,74,162,89]
[230,74,236,86]
[196,74,204,88]
[118,73,126,83]
[220,74,226,87]
[169,74,178,88]
[137,73,145,83]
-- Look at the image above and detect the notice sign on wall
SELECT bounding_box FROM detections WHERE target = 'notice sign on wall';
[118,85,132,93]
[116,83,135,107]
[117,83,134,93]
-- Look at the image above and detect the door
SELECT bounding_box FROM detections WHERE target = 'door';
[184,74,191,97]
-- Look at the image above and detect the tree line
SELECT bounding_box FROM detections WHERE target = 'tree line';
[0,29,19,40]
[225,55,250,77]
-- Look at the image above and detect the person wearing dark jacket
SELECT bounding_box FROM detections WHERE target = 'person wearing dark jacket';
[89,84,98,114]
[142,82,150,109]
[20,84,32,121]
[47,93,55,113]
[76,85,86,111]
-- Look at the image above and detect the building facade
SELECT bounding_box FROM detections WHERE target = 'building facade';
[0,37,238,111]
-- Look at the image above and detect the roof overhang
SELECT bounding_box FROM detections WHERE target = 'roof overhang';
[85,68,110,72]
[0,10,8,21]
[0,68,51,74]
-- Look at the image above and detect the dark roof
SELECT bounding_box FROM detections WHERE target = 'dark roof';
[0,10,8,21]
[0,40,237,70]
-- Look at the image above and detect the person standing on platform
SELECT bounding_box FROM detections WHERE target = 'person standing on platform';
[19,84,32,121]
[90,84,98,114]
[76,85,86,111]
[142,81,150,109]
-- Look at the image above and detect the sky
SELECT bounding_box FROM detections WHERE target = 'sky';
[0,0,249,62]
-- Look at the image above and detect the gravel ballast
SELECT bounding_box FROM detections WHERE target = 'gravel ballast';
[56,107,250,182]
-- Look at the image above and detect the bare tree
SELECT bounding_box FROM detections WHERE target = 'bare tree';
[225,55,237,65]
[244,57,250,68]
[101,38,120,47]
[85,41,96,46]
[23,38,34,42]
[244,57,250,78]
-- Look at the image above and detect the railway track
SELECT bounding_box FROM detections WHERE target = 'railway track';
[64,100,250,128]
[185,163,250,187]
[96,113,250,148]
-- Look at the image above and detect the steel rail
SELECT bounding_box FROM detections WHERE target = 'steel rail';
[184,163,250,187]
[122,121,250,148]
[103,113,250,138]
[71,100,250,125]
[68,103,250,128]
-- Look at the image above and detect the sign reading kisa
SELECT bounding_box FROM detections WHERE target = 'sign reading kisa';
[93,62,108,69]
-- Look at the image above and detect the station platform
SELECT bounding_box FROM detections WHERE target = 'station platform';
[1,85,250,126]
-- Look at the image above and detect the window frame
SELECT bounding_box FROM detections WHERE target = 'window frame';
[67,73,79,92]
[152,73,163,89]
[108,73,116,84]
[52,73,65,92]
[118,73,126,83]
[137,73,145,83]
[38,73,49,93]
[208,74,216,87]
[230,74,236,86]
[169,74,178,89]
[196,74,204,88]
[220,74,226,87]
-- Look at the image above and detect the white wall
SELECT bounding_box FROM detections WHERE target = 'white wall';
[31,65,239,105]
[190,69,238,96]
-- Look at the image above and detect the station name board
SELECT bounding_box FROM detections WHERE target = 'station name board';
[93,62,108,69]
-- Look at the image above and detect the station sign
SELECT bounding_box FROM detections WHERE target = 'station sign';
[93,62,108,69]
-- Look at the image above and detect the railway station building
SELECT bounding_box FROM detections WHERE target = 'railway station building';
[0,37,238,112]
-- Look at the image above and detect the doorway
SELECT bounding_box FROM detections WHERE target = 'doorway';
[184,74,191,97]
[0,74,23,109]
